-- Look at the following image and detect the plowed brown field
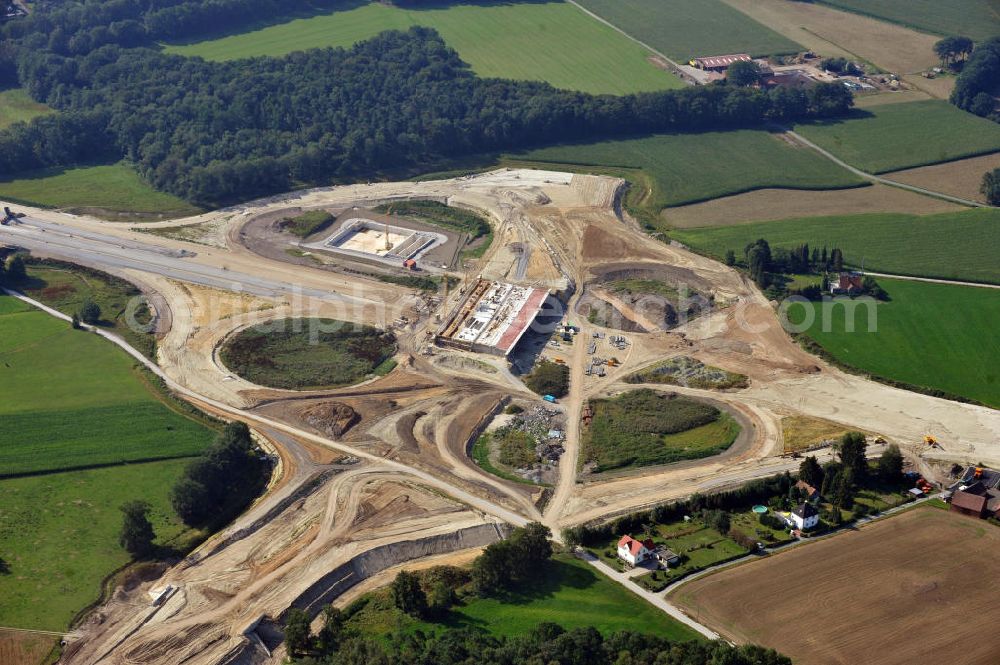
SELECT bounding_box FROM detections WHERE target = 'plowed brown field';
[672,507,1000,665]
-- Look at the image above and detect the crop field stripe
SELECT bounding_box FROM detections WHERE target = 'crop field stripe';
[816,0,1000,41]
[794,100,1000,174]
[672,207,1000,285]
[510,130,865,208]
[572,0,803,61]
[164,2,683,95]
[0,299,214,476]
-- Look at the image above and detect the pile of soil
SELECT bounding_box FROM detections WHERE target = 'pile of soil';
[303,402,359,437]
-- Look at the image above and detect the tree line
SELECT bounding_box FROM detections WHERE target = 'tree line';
[0,0,854,206]
[289,621,791,665]
[117,420,270,558]
[282,521,790,665]
[732,238,886,300]
[797,434,904,525]
[950,37,1000,119]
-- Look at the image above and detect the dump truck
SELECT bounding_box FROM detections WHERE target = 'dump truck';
[543,394,557,404]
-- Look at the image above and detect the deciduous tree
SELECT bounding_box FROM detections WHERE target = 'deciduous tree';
[119,500,155,558]
[390,570,428,617]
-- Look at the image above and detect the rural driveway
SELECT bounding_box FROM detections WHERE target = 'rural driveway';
[573,549,721,640]
[862,272,1000,290]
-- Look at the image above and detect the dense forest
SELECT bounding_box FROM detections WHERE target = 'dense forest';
[0,0,853,205]
[951,37,1000,119]
[293,625,792,665]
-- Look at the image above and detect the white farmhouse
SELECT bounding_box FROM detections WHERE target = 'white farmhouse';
[617,535,655,566]
[790,502,820,531]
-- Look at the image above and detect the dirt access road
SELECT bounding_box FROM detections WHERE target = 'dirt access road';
[5,168,999,665]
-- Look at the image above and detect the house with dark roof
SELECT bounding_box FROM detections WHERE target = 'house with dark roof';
[951,490,989,518]
[948,466,1000,520]
[790,502,820,531]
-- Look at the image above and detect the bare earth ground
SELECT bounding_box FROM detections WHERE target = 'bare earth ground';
[4,167,1000,665]
[886,152,1000,205]
[722,0,944,97]
[0,630,57,665]
[662,184,962,228]
[671,507,1000,665]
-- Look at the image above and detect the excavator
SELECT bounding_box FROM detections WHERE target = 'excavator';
[924,434,940,449]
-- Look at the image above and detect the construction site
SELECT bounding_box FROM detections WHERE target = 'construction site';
[435,278,550,357]
[307,216,448,267]
[1,167,998,665]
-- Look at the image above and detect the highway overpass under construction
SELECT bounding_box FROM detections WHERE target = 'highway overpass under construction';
[436,279,549,357]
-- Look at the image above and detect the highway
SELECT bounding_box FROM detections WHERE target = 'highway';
[0,216,377,305]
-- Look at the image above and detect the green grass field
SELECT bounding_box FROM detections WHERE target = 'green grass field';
[785,279,1000,407]
[0,162,200,217]
[0,88,53,130]
[0,297,213,476]
[510,130,864,209]
[818,0,1000,41]
[344,555,701,641]
[164,1,682,95]
[672,207,1000,285]
[796,101,1000,174]
[0,459,193,630]
[574,0,802,60]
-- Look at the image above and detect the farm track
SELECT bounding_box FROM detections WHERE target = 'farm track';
[783,129,992,208]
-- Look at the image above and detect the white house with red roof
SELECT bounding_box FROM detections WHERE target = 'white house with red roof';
[616,535,655,566]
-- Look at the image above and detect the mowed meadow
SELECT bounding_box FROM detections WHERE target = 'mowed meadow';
[574,0,802,60]
[0,299,212,477]
[0,295,215,630]
[785,280,1000,407]
[165,1,683,95]
[672,207,1000,285]
[0,162,200,218]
